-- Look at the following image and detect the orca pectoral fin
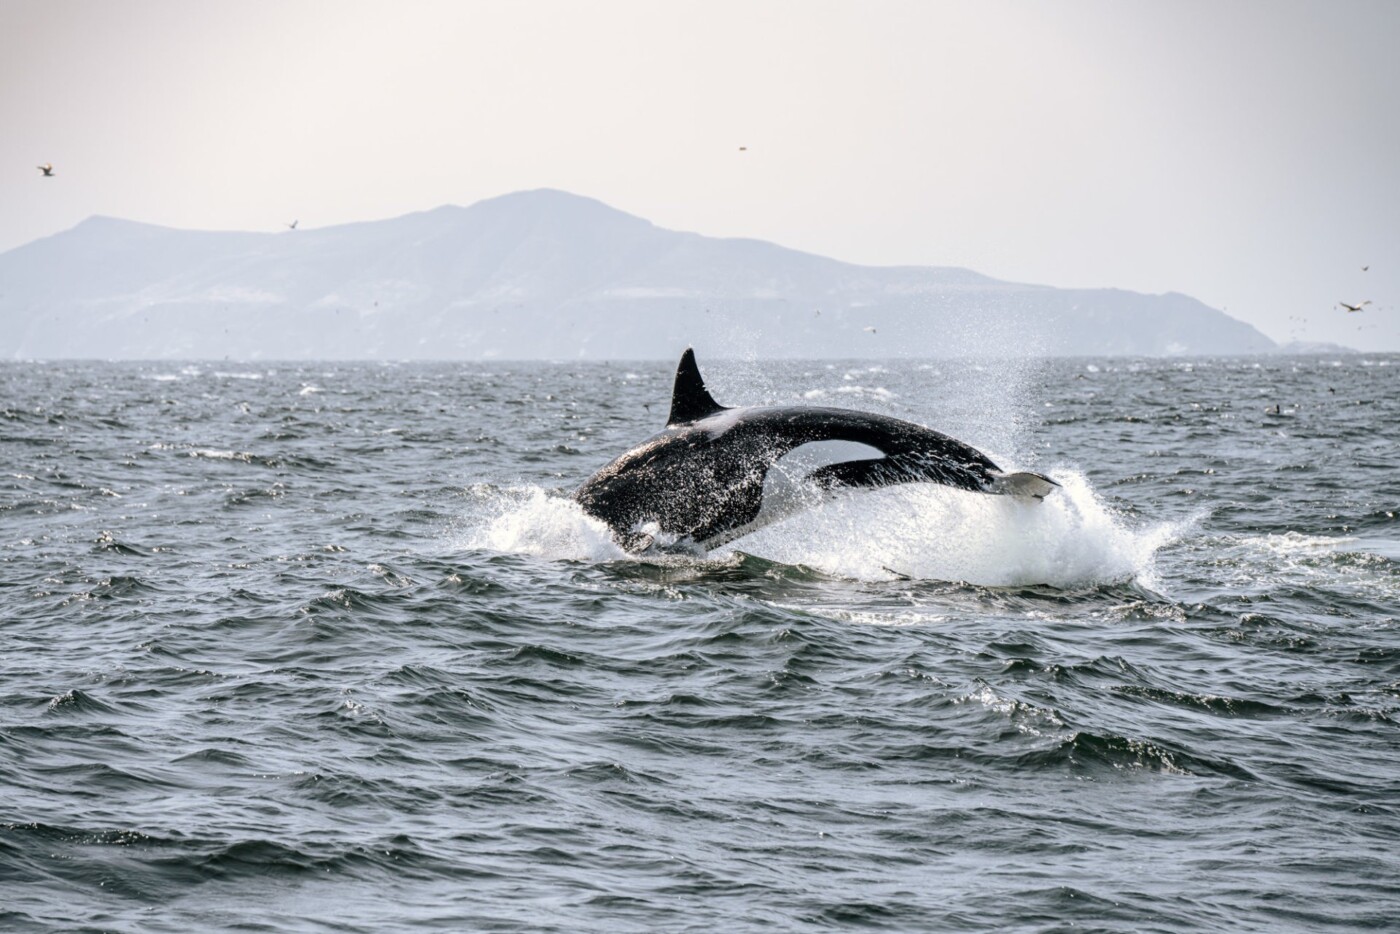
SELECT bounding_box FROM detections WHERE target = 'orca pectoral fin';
[806,457,892,490]
[987,470,1059,500]
[807,458,1058,500]
[805,455,988,494]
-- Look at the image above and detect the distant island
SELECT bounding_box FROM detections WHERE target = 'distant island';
[0,189,1280,360]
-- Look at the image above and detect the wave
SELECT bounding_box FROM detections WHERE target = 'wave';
[1186,530,1400,604]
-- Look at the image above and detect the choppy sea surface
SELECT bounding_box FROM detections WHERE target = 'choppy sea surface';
[2,354,1397,933]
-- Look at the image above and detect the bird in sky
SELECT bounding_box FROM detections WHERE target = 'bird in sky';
[738,146,747,151]
[1339,301,1370,313]
[863,326,877,333]
[286,220,298,230]
[37,163,54,177]
[1361,265,1369,272]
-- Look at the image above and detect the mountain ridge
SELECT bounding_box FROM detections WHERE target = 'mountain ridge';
[0,188,1276,359]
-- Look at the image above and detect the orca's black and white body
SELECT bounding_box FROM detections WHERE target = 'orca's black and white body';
[575,349,1057,554]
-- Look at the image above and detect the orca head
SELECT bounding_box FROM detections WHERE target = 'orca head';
[666,348,729,426]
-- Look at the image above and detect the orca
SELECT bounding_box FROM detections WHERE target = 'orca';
[575,349,1058,554]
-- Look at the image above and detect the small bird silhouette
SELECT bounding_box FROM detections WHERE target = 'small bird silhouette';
[1361,265,1369,272]
[286,219,298,230]
[863,326,877,334]
[1339,301,1370,313]
[37,163,54,177]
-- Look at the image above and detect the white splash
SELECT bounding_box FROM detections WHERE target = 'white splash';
[462,472,1177,588]
[720,471,1177,587]
[459,487,626,562]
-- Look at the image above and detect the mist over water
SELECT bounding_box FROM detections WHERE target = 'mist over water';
[2,354,1398,933]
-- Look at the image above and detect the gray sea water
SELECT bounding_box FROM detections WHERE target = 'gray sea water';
[2,354,1397,933]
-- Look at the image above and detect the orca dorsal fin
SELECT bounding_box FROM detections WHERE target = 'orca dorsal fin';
[667,348,727,426]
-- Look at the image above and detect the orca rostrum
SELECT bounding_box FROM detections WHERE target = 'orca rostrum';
[574,349,1058,554]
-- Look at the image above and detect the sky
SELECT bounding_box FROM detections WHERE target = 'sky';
[2,0,1397,351]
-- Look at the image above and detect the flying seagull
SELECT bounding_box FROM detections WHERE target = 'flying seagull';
[286,219,298,230]
[1339,301,1370,313]
[1361,265,1369,272]
[863,326,877,333]
[37,163,54,177]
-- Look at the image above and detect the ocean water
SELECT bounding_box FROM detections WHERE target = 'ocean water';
[1,354,1397,933]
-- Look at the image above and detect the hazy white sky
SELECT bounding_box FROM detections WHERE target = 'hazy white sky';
[3,0,1397,350]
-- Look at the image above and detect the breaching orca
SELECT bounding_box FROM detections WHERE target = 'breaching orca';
[575,349,1058,554]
